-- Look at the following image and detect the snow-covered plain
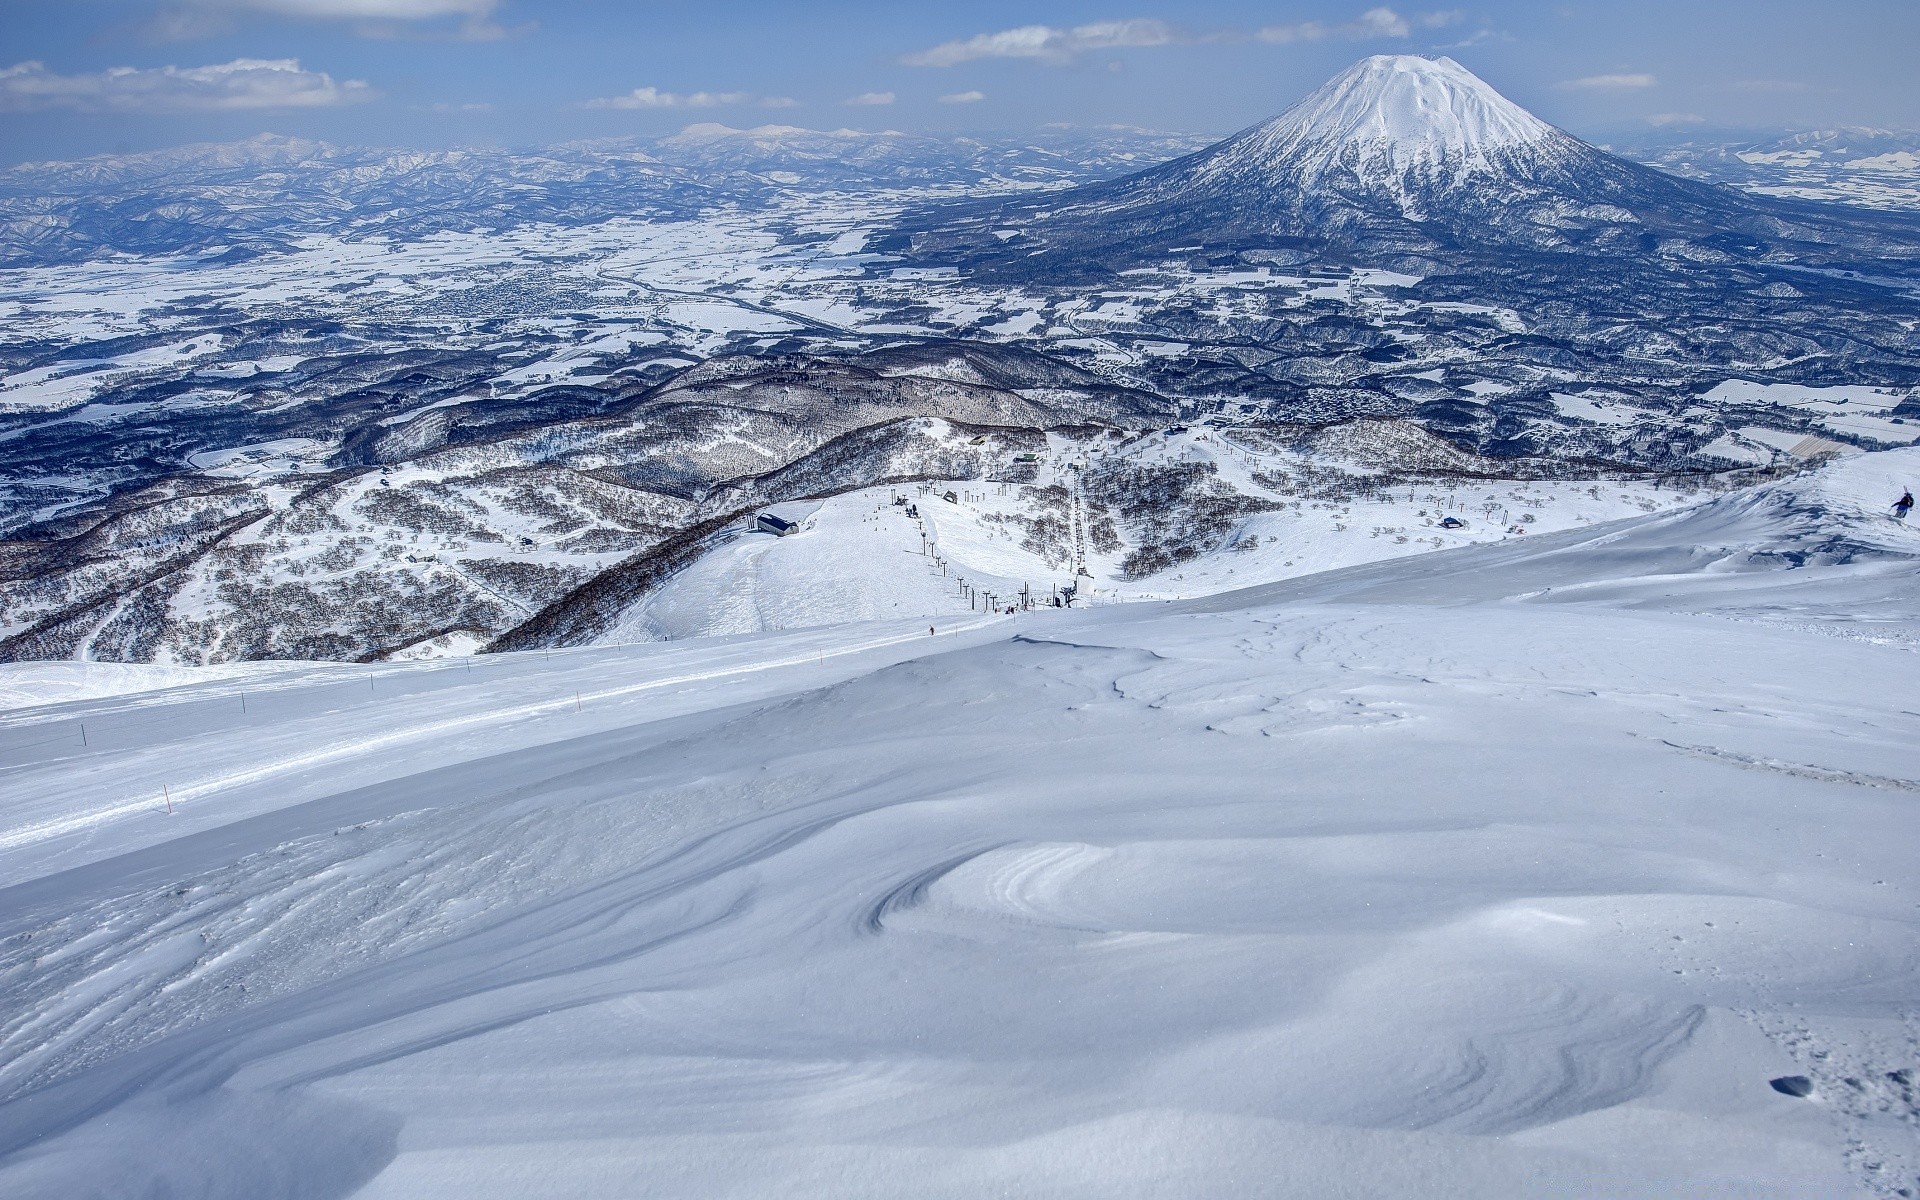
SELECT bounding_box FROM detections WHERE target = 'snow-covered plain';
[1,451,1918,1199]
[0,199,1466,419]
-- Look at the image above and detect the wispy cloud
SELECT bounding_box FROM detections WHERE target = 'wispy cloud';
[1646,112,1705,126]
[1559,73,1657,90]
[939,90,986,104]
[584,86,751,110]
[1730,79,1808,94]
[150,0,515,41]
[0,57,374,112]
[903,11,1463,66]
[760,96,799,108]
[428,100,492,113]
[846,91,896,106]
[1437,27,1509,49]
[1353,7,1410,37]
[903,19,1174,67]
[1257,7,1456,44]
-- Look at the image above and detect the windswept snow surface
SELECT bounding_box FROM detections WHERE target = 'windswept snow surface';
[2,453,1919,1199]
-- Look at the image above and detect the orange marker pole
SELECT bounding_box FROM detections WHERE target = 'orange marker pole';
[164,784,173,816]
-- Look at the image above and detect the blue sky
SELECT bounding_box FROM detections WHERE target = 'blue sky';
[1,1,1915,163]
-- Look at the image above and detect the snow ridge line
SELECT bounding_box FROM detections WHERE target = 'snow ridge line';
[0,617,1004,853]
[1659,740,1920,793]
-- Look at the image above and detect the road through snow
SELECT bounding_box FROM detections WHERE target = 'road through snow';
[1,453,1917,1199]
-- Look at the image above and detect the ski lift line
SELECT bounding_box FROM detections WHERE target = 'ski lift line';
[0,614,1007,853]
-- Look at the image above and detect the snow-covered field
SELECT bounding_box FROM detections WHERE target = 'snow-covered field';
[1,451,1917,1199]
[0,197,1465,418]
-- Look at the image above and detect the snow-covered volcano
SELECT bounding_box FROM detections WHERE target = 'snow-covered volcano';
[886,54,1920,286]
[1194,54,1564,192]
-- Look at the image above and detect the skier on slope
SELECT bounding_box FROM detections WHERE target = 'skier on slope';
[1896,490,1914,520]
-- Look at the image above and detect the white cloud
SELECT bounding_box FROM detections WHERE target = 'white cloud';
[1560,73,1658,90]
[1438,27,1510,48]
[428,100,491,112]
[846,91,896,106]
[903,19,1173,67]
[906,11,1460,65]
[1258,7,1451,44]
[584,87,751,110]
[0,57,374,113]
[154,1,510,41]
[585,86,673,109]
[1353,7,1410,37]
[1068,19,1177,51]
[1256,20,1327,44]
[1646,112,1705,126]
[939,90,986,104]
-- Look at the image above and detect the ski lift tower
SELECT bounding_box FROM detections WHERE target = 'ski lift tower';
[1067,461,1090,578]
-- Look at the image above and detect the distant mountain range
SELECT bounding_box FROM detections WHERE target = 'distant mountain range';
[1620,126,1920,212]
[0,126,1212,268]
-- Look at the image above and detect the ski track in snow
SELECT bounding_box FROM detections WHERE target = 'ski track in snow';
[1,454,1918,1198]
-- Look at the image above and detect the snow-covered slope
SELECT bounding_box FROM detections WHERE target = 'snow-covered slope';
[1194,54,1562,193]
[592,429,1736,641]
[600,492,989,641]
[2,452,1917,1198]
[1235,446,1920,640]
